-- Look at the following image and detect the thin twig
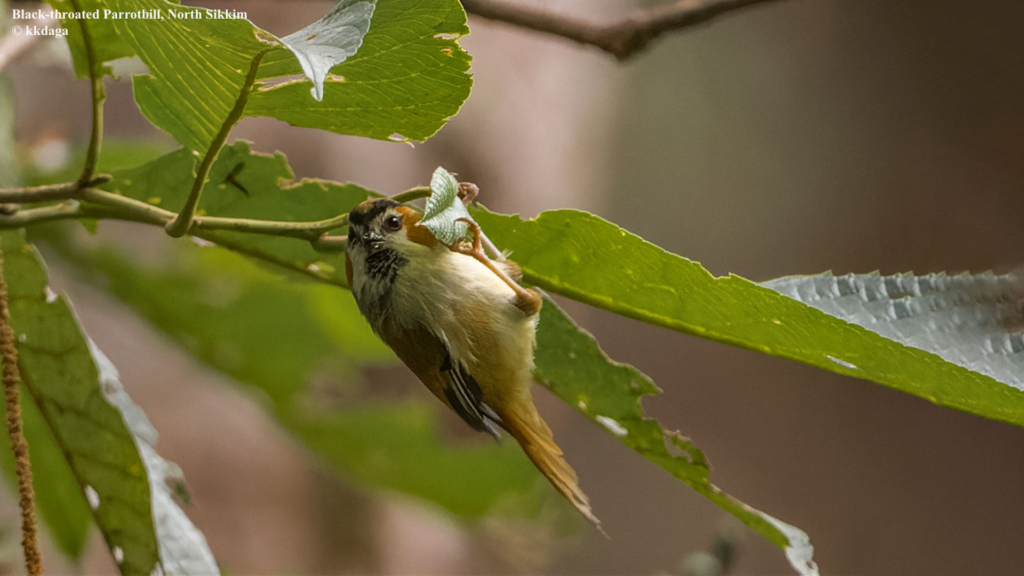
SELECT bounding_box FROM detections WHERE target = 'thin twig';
[67,0,105,185]
[0,203,88,227]
[165,49,273,238]
[0,182,80,204]
[1,201,353,286]
[460,0,785,60]
[0,176,110,204]
[0,239,43,576]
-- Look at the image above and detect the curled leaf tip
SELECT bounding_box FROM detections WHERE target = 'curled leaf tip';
[420,167,471,246]
[280,0,377,102]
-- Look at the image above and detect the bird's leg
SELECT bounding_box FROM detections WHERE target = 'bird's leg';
[456,182,502,259]
[454,218,542,316]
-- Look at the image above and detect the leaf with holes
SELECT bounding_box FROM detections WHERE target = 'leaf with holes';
[2,231,218,576]
[533,297,817,575]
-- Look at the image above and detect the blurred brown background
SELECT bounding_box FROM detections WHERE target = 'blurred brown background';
[5,0,1024,574]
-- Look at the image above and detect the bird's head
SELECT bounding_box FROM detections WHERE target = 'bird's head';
[346,198,406,255]
[345,198,440,288]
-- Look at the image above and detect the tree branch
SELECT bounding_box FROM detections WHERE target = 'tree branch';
[460,0,785,60]
[0,185,432,252]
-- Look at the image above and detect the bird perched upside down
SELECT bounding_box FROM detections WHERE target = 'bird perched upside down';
[345,197,600,527]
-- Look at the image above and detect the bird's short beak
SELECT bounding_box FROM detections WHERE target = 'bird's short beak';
[363,231,383,245]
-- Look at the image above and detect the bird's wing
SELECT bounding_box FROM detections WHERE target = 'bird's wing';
[378,320,600,528]
[378,321,502,440]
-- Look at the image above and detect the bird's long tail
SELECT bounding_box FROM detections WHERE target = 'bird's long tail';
[501,401,603,531]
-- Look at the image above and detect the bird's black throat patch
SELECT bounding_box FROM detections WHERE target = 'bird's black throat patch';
[364,247,406,284]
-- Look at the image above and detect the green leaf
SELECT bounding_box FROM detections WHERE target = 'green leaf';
[248,0,473,143]
[1,231,218,575]
[420,166,469,246]
[56,235,546,520]
[109,0,282,152]
[471,208,1024,427]
[280,0,376,102]
[533,297,816,575]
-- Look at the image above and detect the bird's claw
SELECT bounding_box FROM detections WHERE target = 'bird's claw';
[454,217,484,256]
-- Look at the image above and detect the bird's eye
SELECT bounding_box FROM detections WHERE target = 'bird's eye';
[383,214,402,232]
